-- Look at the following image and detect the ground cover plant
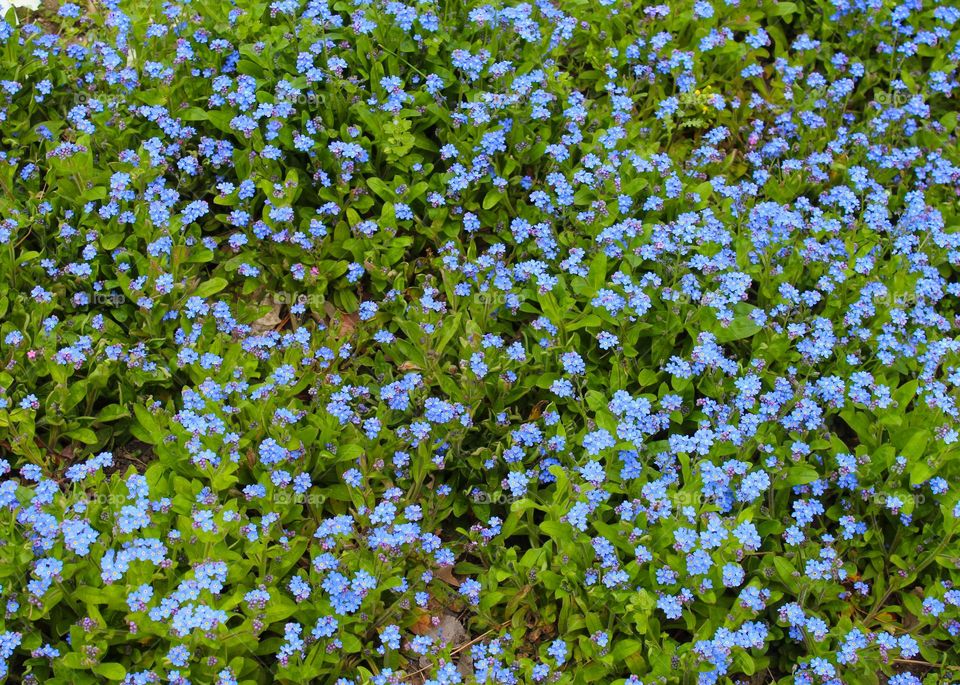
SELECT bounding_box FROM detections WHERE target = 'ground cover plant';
[0,0,959,682]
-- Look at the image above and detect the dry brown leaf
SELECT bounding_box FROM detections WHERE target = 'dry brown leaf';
[409,611,434,636]
[435,565,461,587]
[252,302,283,333]
[337,312,359,337]
[528,400,547,421]
[322,302,359,337]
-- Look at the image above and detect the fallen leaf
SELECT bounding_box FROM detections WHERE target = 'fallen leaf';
[409,611,433,636]
[528,400,547,420]
[435,565,461,587]
[252,302,282,333]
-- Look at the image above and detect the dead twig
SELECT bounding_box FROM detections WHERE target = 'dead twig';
[402,620,511,683]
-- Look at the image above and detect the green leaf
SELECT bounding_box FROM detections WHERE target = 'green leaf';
[910,461,933,486]
[900,429,929,461]
[767,1,798,17]
[101,232,125,250]
[132,405,164,445]
[337,444,364,462]
[713,306,762,343]
[435,312,462,356]
[96,404,130,423]
[93,663,127,680]
[483,191,502,210]
[341,633,363,653]
[192,277,229,299]
[773,556,800,593]
[66,428,98,445]
[367,177,393,201]
[785,465,819,486]
[587,253,607,294]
